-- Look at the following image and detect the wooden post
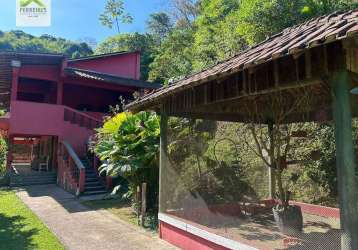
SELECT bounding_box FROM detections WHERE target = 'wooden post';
[140,182,147,227]
[331,70,358,250]
[159,109,168,213]
[268,122,276,199]
[136,185,141,225]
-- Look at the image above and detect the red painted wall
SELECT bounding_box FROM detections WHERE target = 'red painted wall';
[9,101,95,156]
[160,222,229,250]
[19,65,60,82]
[68,52,141,80]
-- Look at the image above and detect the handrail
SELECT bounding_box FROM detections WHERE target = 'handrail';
[62,141,86,170]
[61,140,86,195]
[64,106,102,130]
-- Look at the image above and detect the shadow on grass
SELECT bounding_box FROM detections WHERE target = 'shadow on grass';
[0,213,38,250]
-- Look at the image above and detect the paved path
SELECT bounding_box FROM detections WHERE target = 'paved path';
[16,185,177,250]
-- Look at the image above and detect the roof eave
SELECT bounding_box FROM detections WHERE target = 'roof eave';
[64,67,162,90]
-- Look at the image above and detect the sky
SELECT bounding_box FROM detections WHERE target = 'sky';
[0,0,169,45]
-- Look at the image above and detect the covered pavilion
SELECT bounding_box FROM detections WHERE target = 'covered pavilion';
[128,10,358,250]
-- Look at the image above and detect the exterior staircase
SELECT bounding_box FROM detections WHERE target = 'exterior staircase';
[10,170,57,187]
[80,158,107,196]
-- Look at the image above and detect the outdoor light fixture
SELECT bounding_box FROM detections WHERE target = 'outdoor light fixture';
[351,87,358,95]
[11,60,21,68]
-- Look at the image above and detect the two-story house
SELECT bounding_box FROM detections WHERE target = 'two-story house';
[0,51,160,195]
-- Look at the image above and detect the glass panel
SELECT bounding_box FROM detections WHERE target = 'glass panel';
[160,90,344,249]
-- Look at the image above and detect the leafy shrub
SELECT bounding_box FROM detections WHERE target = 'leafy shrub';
[92,111,160,210]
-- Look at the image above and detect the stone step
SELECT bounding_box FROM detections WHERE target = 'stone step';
[85,186,106,191]
[10,179,56,186]
[82,190,107,196]
[11,182,56,187]
[85,177,99,182]
[11,177,57,182]
[85,172,97,177]
[11,173,56,177]
[85,181,102,187]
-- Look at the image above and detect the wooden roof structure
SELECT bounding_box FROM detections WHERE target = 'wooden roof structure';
[64,67,162,89]
[127,9,358,122]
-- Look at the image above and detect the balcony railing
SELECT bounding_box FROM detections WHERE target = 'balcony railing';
[64,106,102,130]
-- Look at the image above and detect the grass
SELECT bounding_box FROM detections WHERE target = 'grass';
[0,189,64,250]
[82,199,158,232]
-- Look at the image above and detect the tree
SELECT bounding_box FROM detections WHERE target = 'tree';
[171,0,199,28]
[238,86,320,208]
[0,30,93,58]
[77,37,98,50]
[147,12,173,43]
[236,0,358,45]
[95,33,155,81]
[99,0,133,34]
[192,0,246,70]
[148,28,194,83]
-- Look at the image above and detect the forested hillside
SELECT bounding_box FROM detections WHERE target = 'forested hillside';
[0,30,93,58]
[96,0,358,83]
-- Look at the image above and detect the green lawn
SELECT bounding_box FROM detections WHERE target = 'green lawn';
[0,189,64,250]
[82,199,158,232]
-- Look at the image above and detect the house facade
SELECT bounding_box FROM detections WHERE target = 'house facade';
[0,51,160,195]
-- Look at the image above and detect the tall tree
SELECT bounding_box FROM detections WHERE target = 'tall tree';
[147,12,173,43]
[192,0,245,70]
[99,0,133,34]
[148,28,194,84]
[171,0,199,28]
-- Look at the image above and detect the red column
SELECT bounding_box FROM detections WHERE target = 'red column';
[11,67,20,101]
[57,81,63,105]
[79,169,86,193]
[106,176,113,190]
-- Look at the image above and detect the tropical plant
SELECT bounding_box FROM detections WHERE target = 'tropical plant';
[92,111,160,209]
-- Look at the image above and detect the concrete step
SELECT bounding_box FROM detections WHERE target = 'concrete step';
[85,186,106,191]
[82,190,107,196]
[85,181,102,187]
[86,172,97,177]
[85,177,99,182]
[11,177,57,182]
[11,181,56,187]
[11,174,56,178]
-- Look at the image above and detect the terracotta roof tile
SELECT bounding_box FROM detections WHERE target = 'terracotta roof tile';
[127,9,358,111]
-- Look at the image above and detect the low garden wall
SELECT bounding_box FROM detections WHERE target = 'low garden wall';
[160,200,340,250]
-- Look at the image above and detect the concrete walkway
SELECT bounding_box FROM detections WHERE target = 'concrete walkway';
[16,185,177,250]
